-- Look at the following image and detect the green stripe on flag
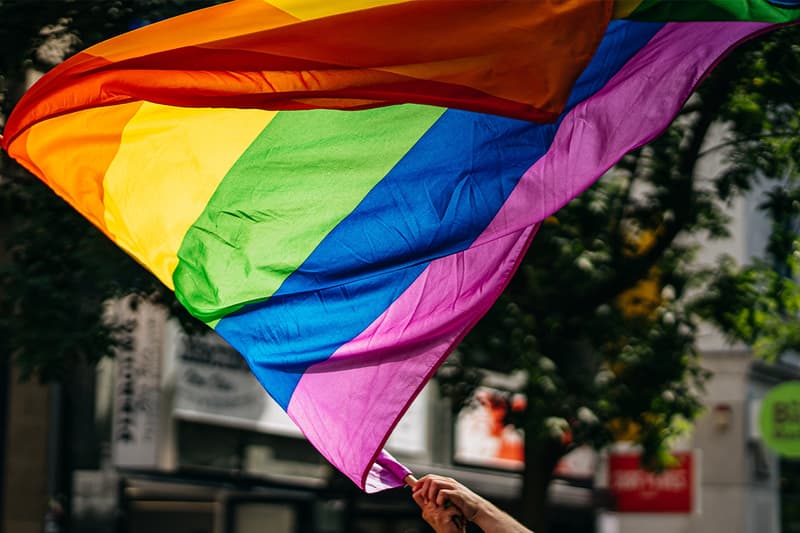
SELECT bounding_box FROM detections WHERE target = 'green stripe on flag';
[629,0,800,22]
[173,104,445,322]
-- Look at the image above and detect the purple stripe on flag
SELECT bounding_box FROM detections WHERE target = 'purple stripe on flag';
[286,20,771,491]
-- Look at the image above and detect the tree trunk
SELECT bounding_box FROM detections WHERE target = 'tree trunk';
[519,438,565,533]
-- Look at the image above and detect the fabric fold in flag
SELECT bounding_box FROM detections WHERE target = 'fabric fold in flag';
[1,0,613,134]
[2,0,797,493]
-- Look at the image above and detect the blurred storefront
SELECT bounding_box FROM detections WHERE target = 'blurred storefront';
[17,303,800,533]
[70,299,527,533]
[595,352,800,533]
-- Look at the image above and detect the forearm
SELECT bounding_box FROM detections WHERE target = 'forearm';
[409,474,532,533]
[472,499,533,533]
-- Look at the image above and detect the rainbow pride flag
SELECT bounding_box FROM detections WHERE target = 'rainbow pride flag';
[2,0,798,492]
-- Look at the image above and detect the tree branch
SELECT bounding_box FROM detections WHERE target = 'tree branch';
[566,67,737,312]
[697,131,800,159]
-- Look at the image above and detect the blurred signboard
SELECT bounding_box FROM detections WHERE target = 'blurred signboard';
[554,446,596,480]
[453,385,597,478]
[173,334,302,437]
[454,386,525,471]
[760,381,800,457]
[608,452,693,513]
[112,303,165,468]
[385,385,430,457]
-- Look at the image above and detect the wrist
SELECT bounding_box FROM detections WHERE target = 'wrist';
[469,497,494,525]
[471,499,531,533]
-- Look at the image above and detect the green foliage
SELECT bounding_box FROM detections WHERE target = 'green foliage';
[697,28,800,361]
[0,176,141,380]
[696,255,800,361]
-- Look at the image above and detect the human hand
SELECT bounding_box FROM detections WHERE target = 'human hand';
[412,490,466,533]
[412,475,484,523]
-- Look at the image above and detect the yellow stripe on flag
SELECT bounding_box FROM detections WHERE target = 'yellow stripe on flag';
[613,0,646,18]
[102,103,276,288]
[267,0,408,20]
[86,0,298,62]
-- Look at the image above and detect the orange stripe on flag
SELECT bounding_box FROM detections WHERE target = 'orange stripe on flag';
[16,102,143,238]
[87,0,299,62]
[2,0,613,142]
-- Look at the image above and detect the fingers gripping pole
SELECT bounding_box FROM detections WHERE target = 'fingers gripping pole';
[406,474,467,532]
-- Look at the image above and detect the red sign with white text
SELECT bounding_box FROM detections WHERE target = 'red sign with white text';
[608,452,693,513]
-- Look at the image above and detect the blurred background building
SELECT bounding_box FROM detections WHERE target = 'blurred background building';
[2,283,799,533]
[594,128,800,533]
[2,296,531,533]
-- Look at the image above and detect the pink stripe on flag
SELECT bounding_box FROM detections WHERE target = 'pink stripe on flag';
[287,20,771,491]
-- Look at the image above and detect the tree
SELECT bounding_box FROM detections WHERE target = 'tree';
[0,3,217,527]
[438,26,800,531]
[0,0,215,381]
